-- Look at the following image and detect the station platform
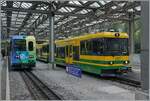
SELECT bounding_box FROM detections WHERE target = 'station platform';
[126,54,141,81]
[2,54,147,100]
[30,61,138,100]
[0,56,9,100]
[0,57,2,100]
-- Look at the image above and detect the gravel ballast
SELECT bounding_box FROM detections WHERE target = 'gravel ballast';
[9,71,33,100]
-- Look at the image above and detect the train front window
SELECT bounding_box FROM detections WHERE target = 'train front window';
[14,39,26,51]
[42,45,49,53]
[28,41,33,51]
[104,38,128,55]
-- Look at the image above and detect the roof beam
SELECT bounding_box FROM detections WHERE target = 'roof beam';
[64,3,98,10]
[6,1,13,35]
[29,1,69,31]
[2,25,45,30]
[56,1,140,32]
[17,3,39,33]
[55,1,95,24]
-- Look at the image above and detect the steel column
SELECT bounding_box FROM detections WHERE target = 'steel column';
[140,1,149,99]
[49,13,55,69]
[0,3,1,100]
[128,13,135,54]
[135,1,149,100]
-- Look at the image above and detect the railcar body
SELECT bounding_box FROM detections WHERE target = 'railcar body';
[55,32,130,76]
[36,42,49,62]
[36,32,130,76]
[10,35,36,69]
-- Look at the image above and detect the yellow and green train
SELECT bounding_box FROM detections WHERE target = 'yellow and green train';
[36,42,49,62]
[37,32,130,76]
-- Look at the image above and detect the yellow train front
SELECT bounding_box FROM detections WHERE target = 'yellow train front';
[55,32,130,76]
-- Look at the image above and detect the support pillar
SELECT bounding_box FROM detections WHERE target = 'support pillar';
[135,1,149,100]
[49,13,55,69]
[139,1,149,99]
[0,3,1,59]
[128,13,135,54]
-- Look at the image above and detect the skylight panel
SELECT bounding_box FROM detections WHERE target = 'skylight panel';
[135,6,141,11]
[111,6,117,9]
[90,2,100,7]
[2,17,6,21]
[99,1,106,5]
[1,13,5,17]
[105,1,111,3]
[119,3,126,7]
[97,20,103,23]
[15,21,22,24]
[78,9,88,14]
[91,21,97,24]
[73,1,81,5]
[12,11,18,14]
[41,6,48,10]
[65,7,75,12]
[128,8,134,12]
[17,18,23,22]
[1,1,6,6]
[21,3,32,8]
[19,12,27,15]
[34,15,39,19]
[18,14,26,18]
[13,2,21,8]
[37,6,48,10]
[59,7,68,12]
[12,14,17,17]
[69,1,75,4]
[81,1,87,4]
[11,18,16,22]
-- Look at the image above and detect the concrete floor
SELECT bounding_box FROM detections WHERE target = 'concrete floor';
[0,54,142,100]
[126,54,141,81]
[0,57,2,100]
[33,61,140,100]
[0,57,7,100]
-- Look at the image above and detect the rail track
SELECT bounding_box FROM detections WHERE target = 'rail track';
[36,61,141,88]
[20,71,62,100]
[108,77,141,88]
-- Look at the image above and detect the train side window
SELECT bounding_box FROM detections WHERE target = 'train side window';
[86,40,93,55]
[66,46,69,57]
[80,41,86,55]
[57,47,65,58]
[92,38,104,55]
[73,46,79,60]
[28,41,33,51]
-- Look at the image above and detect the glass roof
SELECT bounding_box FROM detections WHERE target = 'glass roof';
[0,1,141,37]
[21,2,32,8]
[90,2,100,7]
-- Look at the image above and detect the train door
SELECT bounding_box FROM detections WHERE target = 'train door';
[73,46,80,61]
[26,37,36,61]
[65,45,73,64]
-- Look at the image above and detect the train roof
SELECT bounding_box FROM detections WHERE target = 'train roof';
[26,36,35,40]
[55,32,128,43]
[10,35,35,40]
[11,35,26,39]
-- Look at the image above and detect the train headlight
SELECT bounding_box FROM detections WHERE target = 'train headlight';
[115,33,120,37]
[124,60,129,64]
[29,55,34,58]
[110,61,113,65]
[15,55,20,59]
